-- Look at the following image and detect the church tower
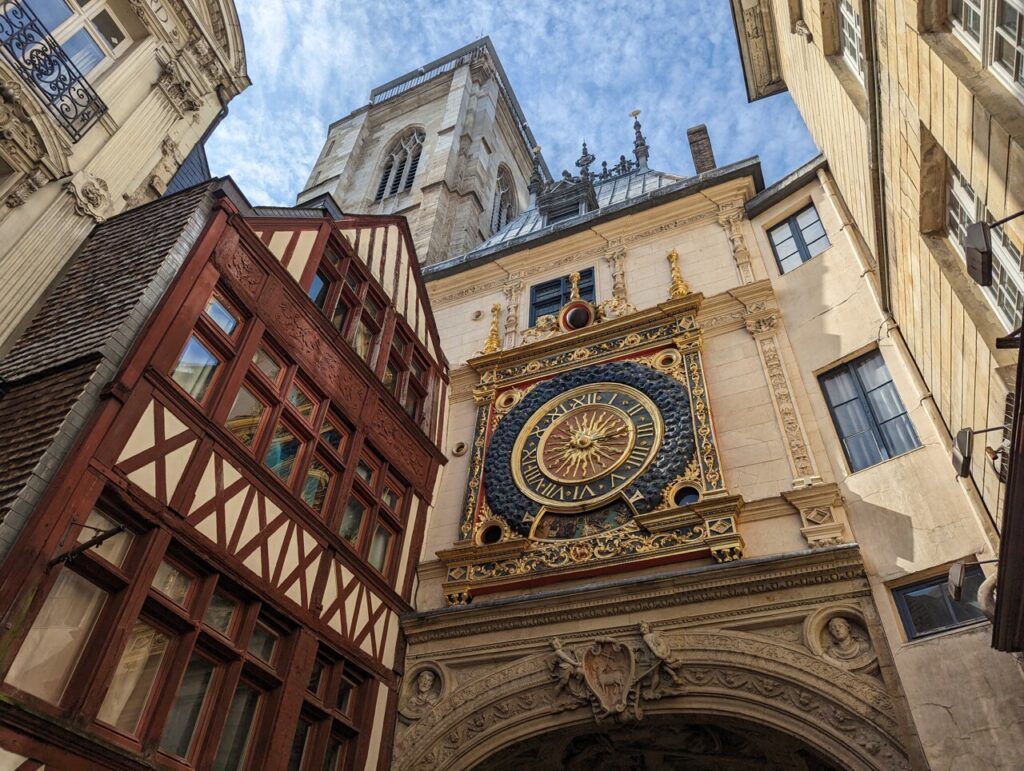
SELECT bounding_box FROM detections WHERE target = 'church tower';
[297,38,548,265]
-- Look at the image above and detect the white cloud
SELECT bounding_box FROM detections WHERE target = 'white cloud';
[207,0,818,205]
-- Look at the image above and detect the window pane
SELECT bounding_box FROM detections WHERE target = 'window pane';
[288,384,315,419]
[382,486,399,511]
[821,369,858,405]
[864,381,904,422]
[307,660,324,695]
[62,27,105,75]
[320,419,345,452]
[382,361,398,395]
[5,570,107,702]
[171,335,220,402]
[795,206,820,229]
[769,221,793,246]
[308,271,330,310]
[247,622,277,663]
[25,0,73,30]
[403,389,421,420]
[90,9,126,49]
[160,655,215,757]
[331,300,348,332]
[252,347,282,383]
[368,525,392,571]
[301,458,332,512]
[851,351,891,390]
[205,296,239,336]
[355,460,373,484]
[833,400,873,436]
[953,568,988,622]
[264,423,302,482]
[339,497,365,543]
[204,592,236,636]
[287,719,311,771]
[879,415,921,457]
[845,430,885,472]
[805,234,831,258]
[213,683,261,771]
[353,318,376,361]
[77,508,132,566]
[323,737,346,771]
[901,581,950,636]
[226,386,265,447]
[337,679,354,713]
[152,561,192,605]
[97,621,168,733]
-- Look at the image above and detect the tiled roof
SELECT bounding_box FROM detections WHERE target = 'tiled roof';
[0,182,216,546]
[0,182,215,381]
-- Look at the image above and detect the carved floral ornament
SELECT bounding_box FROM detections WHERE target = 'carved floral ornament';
[393,625,909,771]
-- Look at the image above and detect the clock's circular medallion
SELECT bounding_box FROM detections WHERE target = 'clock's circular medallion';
[512,383,662,509]
[484,361,696,537]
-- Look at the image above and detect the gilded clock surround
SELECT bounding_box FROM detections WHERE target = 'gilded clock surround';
[442,295,743,605]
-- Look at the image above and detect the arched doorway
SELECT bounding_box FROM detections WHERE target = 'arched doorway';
[392,628,911,771]
[477,714,840,771]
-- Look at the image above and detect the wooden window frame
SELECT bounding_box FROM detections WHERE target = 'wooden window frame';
[528,268,596,326]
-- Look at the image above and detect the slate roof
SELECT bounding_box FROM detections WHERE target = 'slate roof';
[0,182,217,549]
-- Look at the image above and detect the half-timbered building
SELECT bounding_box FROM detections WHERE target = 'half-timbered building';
[0,178,446,770]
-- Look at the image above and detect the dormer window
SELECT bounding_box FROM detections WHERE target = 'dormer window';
[537,172,597,227]
[374,129,424,202]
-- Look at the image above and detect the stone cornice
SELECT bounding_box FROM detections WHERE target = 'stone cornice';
[403,544,867,643]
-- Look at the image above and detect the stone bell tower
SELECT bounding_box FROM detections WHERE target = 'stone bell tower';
[297,38,548,265]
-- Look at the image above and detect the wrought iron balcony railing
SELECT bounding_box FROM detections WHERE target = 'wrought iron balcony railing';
[0,1,107,142]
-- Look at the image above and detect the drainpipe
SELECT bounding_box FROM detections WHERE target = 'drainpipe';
[860,0,891,314]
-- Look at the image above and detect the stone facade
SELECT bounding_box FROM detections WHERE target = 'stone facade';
[296,38,540,266]
[0,0,250,354]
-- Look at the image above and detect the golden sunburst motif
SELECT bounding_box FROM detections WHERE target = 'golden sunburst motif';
[539,407,634,483]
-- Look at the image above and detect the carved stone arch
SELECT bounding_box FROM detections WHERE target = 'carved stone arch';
[207,0,247,77]
[393,630,910,771]
[373,126,426,203]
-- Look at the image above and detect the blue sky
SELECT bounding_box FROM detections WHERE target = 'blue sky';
[207,0,818,206]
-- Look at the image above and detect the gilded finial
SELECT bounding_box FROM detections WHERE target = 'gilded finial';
[482,303,502,354]
[667,249,688,299]
[568,271,582,302]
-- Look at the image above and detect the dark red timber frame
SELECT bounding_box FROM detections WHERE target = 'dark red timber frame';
[0,191,447,771]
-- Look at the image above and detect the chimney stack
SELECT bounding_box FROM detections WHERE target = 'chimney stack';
[687,124,717,174]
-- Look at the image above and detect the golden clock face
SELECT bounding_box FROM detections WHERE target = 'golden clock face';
[512,383,663,509]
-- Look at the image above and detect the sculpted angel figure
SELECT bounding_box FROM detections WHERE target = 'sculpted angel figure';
[638,621,685,692]
[825,617,871,661]
[550,637,582,695]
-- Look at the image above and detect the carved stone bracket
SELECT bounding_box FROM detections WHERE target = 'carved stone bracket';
[718,206,755,284]
[782,484,850,549]
[64,171,111,222]
[156,55,202,117]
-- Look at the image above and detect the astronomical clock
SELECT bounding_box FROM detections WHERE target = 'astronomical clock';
[440,276,744,606]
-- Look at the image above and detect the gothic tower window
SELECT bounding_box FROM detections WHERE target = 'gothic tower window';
[374,129,425,202]
[490,166,517,234]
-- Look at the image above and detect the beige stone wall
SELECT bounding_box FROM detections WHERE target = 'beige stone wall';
[0,0,250,353]
[299,54,533,266]
[758,0,1015,529]
[418,164,1024,766]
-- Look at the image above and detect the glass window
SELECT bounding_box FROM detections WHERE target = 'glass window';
[171,335,220,402]
[62,26,104,74]
[320,418,345,453]
[336,678,355,714]
[353,318,376,362]
[288,384,316,420]
[951,0,983,44]
[77,508,133,566]
[382,360,399,395]
[301,458,333,512]
[5,570,107,703]
[160,655,215,757]
[368,525,392,572]
[768,204,830,274]
[355,460,374,485]
[323,737,346,771]
[402,389,422,421]
[819,350,921,472]
[331,299,349,332]
[308,660,325,696]
[894,565,987,640]
[226,386,265,447]
[90,9,125,49]
[248,622,278,663]
[264,423,303,482]
[339,497,366,543]
[97,620,168,733]
[213,682,261,771]
[287,718,311,771]
[252,347,283,384]
[308,270,330,310]
[151,561,192,605]
[838,0,865,80]
[26,0,73,30]
[529,268,596,325]
[203,592,236,636]
[995,1,1024,87]
[205,295,239,336]
[382,486,399,512]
